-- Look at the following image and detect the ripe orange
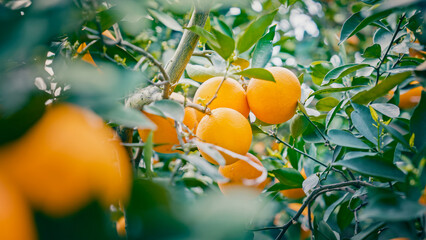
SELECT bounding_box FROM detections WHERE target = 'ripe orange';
[247,67,301,124]
[398,83,423,109]
[0,104,131,216]
[138,94,198,153]
[280,168,307,199]
[0,175,36,240]
[193,77,250,121]
[196,108,252,165]
[218,153,269,194]
[116,216,126,237]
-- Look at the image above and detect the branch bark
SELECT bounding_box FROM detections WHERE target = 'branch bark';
[162,7,209,98]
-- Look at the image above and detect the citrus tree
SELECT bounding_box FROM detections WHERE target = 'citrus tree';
[0,0,425,239]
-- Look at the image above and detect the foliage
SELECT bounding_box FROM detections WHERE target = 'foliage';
[0,0,426,239]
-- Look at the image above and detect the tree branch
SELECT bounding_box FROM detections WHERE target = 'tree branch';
[375,13,406,85]
[162,7,209,98]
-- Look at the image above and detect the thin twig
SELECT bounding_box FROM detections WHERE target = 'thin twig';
[121,40,170,82]
[263,129,350,181]
[204,65,230,110]
[274,180,374,240]
[307,202,313,232]
[173,97,211,114]
[113,23,123,43]
[375,13,406,85]
[300,110,334,150]
[354,209,359,235]
[78,39,98,56]
[192,50,215,56]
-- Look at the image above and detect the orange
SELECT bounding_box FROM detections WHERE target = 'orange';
[398,83,423,109]
[247,67,301,124]
[0,104,131,216]
[218,153,269,194]
[196,108,252,165]
[116,216,126,237]
[280,168,307,200]
[193,77,250,121]
[76,30,117,67]
[0,175,37,240]
[138,94,198,153]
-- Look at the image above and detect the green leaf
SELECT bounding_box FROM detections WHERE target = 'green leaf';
[180,155,227,181]
[186,25,234,60]
[290,114,310,138]
[252,25,276,68]
[309,61,333,85]
[142,131,153,176]
[324,193,349,221]
[186,25,220,48]
[370,103,400,118]
[351,102,377,144]
[92,6,125,32]
[360,187,426,221]
[316,97,339,111]
[333,156,406,181]
[310,86,363,97]
[352,71,412,104]
[215,18,233,38]
[236,68,275,82]
[351,222,385,240]
[144,100,185,122]
[148,9,183,32]
[411,91,426,151]
[315,221,338,240]
[337,200,354,231]
[382,124,411,149]
[101,105,156,129]
[326,99,348,128]
[339,8,395,43]
[272,168,305,188]
[236,10,278,54]
[322,64,371,86]
[343,151,377,160]
[186,64,223,82]
[210,27,235,60]
[362,44,382,58]
[195,140,226,166]
[327,129,371,149]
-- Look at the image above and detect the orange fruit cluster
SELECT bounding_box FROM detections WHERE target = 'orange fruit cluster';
[136,67,302,195]
[0,104,131,218]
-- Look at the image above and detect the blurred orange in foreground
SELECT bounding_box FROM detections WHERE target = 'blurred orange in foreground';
[0,104,131,217]
[0,175,37,240]
[218,153,269,194]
